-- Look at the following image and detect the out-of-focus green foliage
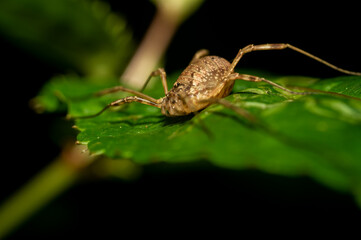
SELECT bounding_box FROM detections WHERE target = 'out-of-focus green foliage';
[34,71,361,207]
[31,75,119,113]
[0,0,133,77]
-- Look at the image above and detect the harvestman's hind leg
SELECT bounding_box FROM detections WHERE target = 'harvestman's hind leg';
[226,43,361,76]
[212,98,257,123]
[228,73,315,95]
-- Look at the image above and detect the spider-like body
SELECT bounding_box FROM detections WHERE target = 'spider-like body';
[162,55,232,116]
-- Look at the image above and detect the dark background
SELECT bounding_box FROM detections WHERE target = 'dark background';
[1,1,360,237]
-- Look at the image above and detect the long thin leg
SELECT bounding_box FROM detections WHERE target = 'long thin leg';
[140,68,168,94]
[197,97,258,124]
[72,96,161,119]
[226,43,361,77]
[228,73,315,95]
[140,49,208,100]
[190,49,209,64]
[95,68,169,103]
[213,98,257,123]
[95,85,158,103]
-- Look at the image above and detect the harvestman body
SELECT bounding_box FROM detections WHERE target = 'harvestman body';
[77,43,361,119]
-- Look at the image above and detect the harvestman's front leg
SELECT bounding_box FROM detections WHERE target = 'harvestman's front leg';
[71,69,170,119]
[95,85,158,103]
[141,49,209,95]
[73,96,161,119]
[96,67,169,101]
[140,68,169,94]
[190,49,209,63]
[228,73,314,95]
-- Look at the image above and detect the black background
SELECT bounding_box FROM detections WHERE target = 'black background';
[1,1,361,237]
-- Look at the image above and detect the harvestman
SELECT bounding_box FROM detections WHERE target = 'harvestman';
[75,43,361,119]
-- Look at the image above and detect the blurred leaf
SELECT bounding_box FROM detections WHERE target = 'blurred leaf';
[35,72,361,207]
[312,75,361,98]
[0,0,134,77]
[31,75,119,113]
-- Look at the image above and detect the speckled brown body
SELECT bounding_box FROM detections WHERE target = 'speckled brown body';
[161,56,234,116]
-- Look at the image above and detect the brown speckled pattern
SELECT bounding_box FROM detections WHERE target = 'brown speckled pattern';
[161,56,234,116]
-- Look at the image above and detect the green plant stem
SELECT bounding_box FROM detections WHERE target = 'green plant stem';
[120,8,178,88]
[121,0,204,88]
[0,156,80,238]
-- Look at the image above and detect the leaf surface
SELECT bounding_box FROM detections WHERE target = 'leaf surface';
[35,72,361,206]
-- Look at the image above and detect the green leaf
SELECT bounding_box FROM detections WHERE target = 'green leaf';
[312,75,361,98]
[0,0,134,77]
[35,72,361,207]
[31,75,120,113]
